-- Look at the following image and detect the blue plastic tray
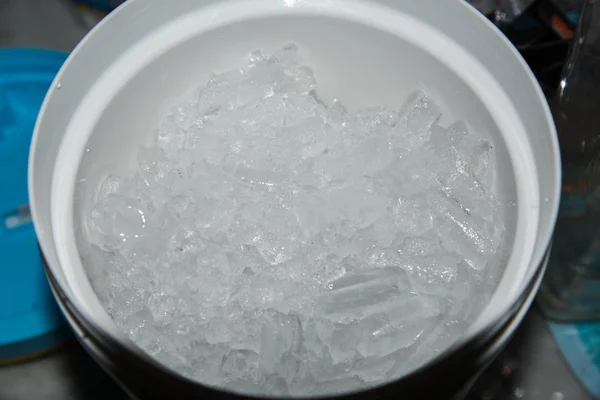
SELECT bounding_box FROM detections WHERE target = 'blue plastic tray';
[548,321,600,398]
[0,48,71,363]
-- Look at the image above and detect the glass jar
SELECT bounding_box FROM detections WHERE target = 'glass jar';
[538,0,600,321]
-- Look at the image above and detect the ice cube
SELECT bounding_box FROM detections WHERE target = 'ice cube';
[369,218,398,247]
[347,133,393,176]
[356,295,445,358]
[313,319,362,364]
[333,189,388,230]
[401,254,461,286]
[97,174,124,200]
[346,107,398,145]
[430,191,502,258]
[401,255,474,317]
[382,147,445,198]
[352,354,398,384]
[429,121,469,150]
[311,377,365,396]
[221,349,259,380]
[86,194,148,251]
[392,91,442,150]
[440,167,496,219]
[317,268,411,320]
[365,246,401,269]
[226,244,268,275]
[259,310,302,381]
[399,236,440,257]
[392,195,433,236]
[251,231,296,266]
[398,318,469,373]
[271,44,302,70]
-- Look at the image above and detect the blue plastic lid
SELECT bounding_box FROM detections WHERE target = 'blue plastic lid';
[0,48,71,363]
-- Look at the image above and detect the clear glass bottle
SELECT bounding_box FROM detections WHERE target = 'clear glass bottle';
[538,0,600,321]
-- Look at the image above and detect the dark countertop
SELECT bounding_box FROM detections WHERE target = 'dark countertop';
[0,0,595,399]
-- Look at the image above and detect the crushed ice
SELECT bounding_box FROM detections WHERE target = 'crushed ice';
[80,44,505,396]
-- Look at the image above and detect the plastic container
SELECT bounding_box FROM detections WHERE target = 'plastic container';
[28,0,560,398]
[0,48,71,364]
[538,0,600,321]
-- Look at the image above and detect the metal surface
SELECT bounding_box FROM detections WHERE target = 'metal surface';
[468,309,593,400]
[0,0,593,399]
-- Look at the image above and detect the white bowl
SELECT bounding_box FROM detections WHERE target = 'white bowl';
[29,0,559,398]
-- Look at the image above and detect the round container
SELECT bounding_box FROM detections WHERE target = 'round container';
[28,0,560,398]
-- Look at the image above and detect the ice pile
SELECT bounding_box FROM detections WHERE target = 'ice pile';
[81,45,505,396]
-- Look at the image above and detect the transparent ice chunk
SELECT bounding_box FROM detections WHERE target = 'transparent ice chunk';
[348,133,393,176]
[294,187,388,238]
[313,319,362,364]
[317,268,411,320]
[399,236,440,257]
[260,311,302,382]
[221,349,260,380]
[86,194,148,251]
[252,231,295,266]
[392,91,442,150]
[311,377,364,395]
[96,174,124,200]
[430,191,502,258]
[356,295,446,358]
[392,195,433,236]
